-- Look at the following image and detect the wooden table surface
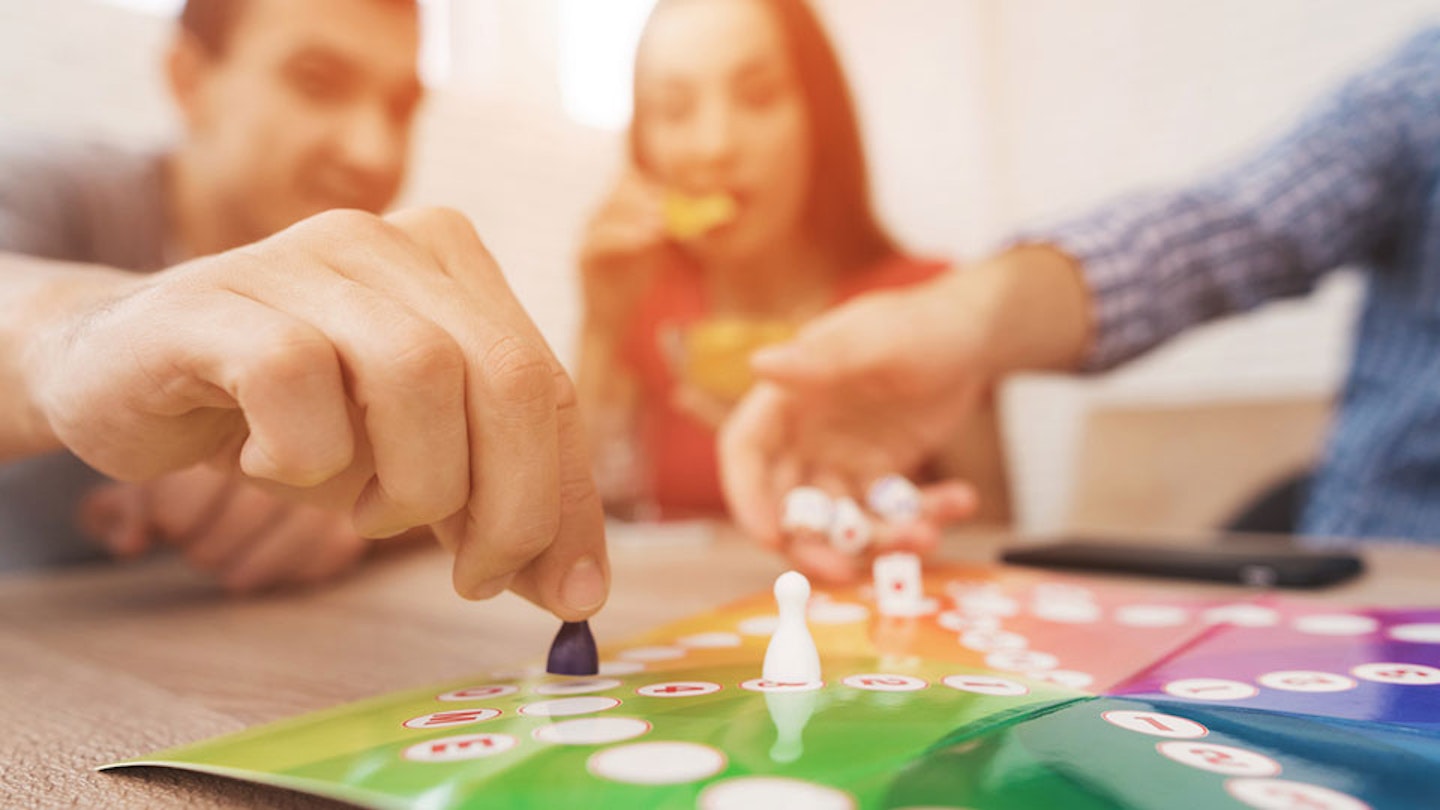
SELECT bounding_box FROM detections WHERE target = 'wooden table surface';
[3,526,1438,809]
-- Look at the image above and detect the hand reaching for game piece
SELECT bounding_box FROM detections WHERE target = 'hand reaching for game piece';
[79,464,369,593]
[720,249,1092,581]
[13,207,609,619]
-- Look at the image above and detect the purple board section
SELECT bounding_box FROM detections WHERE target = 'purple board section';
[1110,607,1440,732]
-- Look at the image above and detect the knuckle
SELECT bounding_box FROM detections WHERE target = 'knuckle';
[509,513,562,562]
[475,503,560,569]
[302,208,385,241]
[383,322,466,390]
[550,368,580,411]
[242,324,335,390]
[481,336,555,410]
[417,206,482,243]
[386,478,465,529]
[558,468,602,520]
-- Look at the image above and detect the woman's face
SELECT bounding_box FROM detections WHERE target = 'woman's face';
[635,0,813,264]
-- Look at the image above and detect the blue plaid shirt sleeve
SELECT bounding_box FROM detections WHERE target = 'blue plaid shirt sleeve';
[1023,29,1439,372]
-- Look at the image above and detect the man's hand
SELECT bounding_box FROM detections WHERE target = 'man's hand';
[719,247,1092,580]
[80,464,369,593]
[19,208,608,618]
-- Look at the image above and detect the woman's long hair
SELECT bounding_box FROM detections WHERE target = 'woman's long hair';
[630,0,898,273]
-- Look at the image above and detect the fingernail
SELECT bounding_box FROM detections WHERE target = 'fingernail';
[560,556,607,613]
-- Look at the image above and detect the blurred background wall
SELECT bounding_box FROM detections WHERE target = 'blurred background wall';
[5,0,1439,533]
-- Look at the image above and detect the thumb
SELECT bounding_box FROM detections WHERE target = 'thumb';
[750,304,886,388]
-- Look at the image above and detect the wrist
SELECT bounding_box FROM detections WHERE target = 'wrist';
[969,244,1093,375]
[2,261,140,456]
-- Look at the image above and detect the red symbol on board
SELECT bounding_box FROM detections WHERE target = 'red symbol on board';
[433,736,496,755]
[1197,748,1235,766]
[655,685,703,694]
[1276,790,1334,810]
[424,710,490,726]
[861,677,907,687]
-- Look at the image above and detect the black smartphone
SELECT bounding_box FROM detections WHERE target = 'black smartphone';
[1000,539,1364,588]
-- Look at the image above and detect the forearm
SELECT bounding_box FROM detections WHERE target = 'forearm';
[955,245,1094,377]
[0,252,138,458]
[1016,32,1431,372]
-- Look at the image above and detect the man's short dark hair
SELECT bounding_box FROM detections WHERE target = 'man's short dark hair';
[179,0,418,56]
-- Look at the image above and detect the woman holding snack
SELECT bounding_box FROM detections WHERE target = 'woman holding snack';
[576,0,1005,546]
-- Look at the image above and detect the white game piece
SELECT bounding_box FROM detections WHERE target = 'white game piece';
[741,678,822,693]
[764,688,818,763]
[827,497,873,555]
[866,474,922,523]
[874,552,928,616]
[780,487,834,533]
[762,571,822,686]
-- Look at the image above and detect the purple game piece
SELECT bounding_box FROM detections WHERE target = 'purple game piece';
[546,620,599,676]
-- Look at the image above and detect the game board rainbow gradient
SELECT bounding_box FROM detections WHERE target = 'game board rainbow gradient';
[102,564,1440,809]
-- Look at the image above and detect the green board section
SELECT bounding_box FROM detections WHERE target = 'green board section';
[108,658,1084,809]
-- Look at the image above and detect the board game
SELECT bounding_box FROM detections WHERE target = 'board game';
[102,562,1440,808]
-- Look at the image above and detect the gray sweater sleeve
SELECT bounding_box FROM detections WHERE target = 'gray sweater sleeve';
[0,135,168,270]
[0,136,169,573]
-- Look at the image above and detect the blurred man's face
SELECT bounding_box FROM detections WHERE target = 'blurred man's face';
[174,0,422,243]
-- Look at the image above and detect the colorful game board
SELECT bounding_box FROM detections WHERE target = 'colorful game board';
[103,563,1440,809]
